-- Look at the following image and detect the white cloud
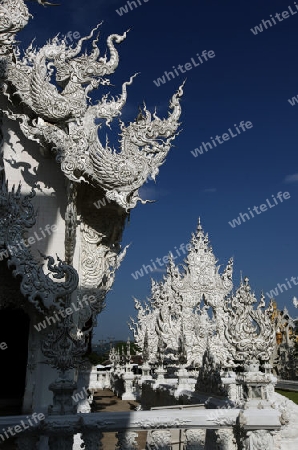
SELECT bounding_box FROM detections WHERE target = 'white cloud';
[284,173,298,184]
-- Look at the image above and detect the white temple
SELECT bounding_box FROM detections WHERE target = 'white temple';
[129,219,274,371]
[0,1,298,449]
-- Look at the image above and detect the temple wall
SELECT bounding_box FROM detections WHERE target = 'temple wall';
[2,115,66,262]
[1,113,73,412]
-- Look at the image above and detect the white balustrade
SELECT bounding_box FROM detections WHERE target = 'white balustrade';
[0,407,281,449]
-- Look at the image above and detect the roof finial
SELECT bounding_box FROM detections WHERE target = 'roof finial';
[31,0,60,6]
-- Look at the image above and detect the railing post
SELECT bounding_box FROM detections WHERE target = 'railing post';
[122,365,137,400]
[147,430,172,450]
[116,431,139,449]
[81,430,103,450]
[215,428,237,450]
[184,428,205,449]
[48,434,73,450]
[16,433,39,449]
[242,430,275,449]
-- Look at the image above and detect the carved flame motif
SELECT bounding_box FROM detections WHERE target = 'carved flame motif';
[42,324,87,373]
[0,1,184,211]
[223,277,275,362]
[4,26,129,122]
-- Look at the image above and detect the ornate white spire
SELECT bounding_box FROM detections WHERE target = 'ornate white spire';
[173,220,233,305]
[129,219,233,365]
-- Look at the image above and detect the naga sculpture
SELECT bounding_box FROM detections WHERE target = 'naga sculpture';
[0,0,184,211]
[0,181,78,314]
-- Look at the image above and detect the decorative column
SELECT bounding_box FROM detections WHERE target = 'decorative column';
[81,431,103,450]
[89,366,98,389]
[215,429,237,450]
[222,371,238,403]
[122,364,136,400]
[175,366,191,395]
[16,434,40,450]
[141,328,152,382]
[116,431,138,450]
[41,324,87,415]
[155,365,167,386]
[184,429,205,450]
[242,430,275,449]
[48,378,78,415]
[141,361,152,382]
[48,435,74,450]
[148,430,172,450]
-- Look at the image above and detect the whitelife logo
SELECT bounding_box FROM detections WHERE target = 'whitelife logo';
[250,2,298,35]
[266,275,298,299]
[288,94,298,106]
[131,243,190,280]
[116,0,149,16]
[191,121,253,157]
[153,50,215,87]
[60,31,81,45]
[0,223,57,261]
[228,191,291,228]
[0,413,45,443]
[0,342,7,351]
[34,295,97,332]
[72,386,89,403]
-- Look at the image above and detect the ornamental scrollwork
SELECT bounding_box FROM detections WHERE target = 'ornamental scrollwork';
[131,417,191,429]
[0,181,78,314]
[0,0,30,55]
[242,430,274,450]
[223,277,275,363]
[115,431,138,450]
[184,429,205,450]
[41,324,87,374]
[147,430,172,450]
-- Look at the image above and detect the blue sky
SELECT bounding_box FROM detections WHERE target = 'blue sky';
[21,0,298,340]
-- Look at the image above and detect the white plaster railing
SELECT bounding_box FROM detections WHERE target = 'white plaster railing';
[0,408,281,449]
[276,379,298,392]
